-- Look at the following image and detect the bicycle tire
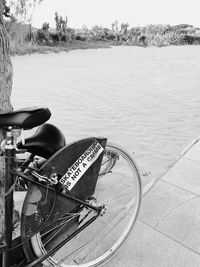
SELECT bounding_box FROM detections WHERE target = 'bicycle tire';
[27,142,142,267]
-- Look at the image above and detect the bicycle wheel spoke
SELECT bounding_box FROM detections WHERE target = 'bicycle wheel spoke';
[68,197,136,264]
[101,188,133,203]
[40,213,79,240]
[27,142,141,267]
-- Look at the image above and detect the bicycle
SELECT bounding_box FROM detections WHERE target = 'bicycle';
[0,107,142,267]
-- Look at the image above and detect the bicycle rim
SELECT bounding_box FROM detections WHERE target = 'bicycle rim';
[30,142,142,267]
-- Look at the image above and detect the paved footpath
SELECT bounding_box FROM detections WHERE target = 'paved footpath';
[106,137,200,267]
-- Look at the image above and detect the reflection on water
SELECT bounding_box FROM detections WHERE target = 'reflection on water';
[11,46,200,185]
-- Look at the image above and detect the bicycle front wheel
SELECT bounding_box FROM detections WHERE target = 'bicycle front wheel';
[30,142,142,267]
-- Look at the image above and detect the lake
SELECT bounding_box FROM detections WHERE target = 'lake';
[11,45,200,186]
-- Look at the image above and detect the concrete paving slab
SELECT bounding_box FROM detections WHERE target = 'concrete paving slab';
[13,136,200,266]
[157,196,200,254]
[162,157,200,195]
[14,192,26,212]
[138,180,196,228]
[105,221,200,267]
[182,139,200,163]
[106,137,200,266]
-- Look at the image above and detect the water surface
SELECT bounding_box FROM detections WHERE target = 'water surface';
[11,46,200,185]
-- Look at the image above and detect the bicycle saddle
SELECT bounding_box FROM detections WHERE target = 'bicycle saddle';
[0,107,51,129]
[18,123,66,159]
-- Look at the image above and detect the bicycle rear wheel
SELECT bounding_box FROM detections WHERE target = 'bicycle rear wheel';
[29,142,142,267]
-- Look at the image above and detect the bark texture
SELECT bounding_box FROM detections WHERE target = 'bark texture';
[0,0,13,242]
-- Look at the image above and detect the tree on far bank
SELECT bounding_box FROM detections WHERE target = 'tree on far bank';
[120,22,129,35]
[0,0,13,243]
[54,12,68,42]
[7,0,43,23]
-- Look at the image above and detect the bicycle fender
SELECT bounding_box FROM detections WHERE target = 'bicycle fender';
[21,137,106,244]
[39,137,107,199]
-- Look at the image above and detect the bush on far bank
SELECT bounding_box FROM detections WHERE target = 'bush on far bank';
[4,19,200,56]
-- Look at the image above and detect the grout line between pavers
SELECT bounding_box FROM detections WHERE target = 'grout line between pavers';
[160,179,200,197]
[141,150,185,196]
[138,220,200,257]
[154,195,200,229]
[142,136,200,197]
[183,156,200,165]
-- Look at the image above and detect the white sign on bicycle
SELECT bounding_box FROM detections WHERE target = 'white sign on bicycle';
[59,139,104,191]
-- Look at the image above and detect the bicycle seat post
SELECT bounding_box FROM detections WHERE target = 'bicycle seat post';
[2,127,18,267]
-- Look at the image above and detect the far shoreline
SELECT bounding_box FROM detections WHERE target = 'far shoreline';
[10,39,198,57]
[8,22,200,57]
[10,40,115,56]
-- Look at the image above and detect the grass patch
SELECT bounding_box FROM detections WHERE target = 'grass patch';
[10,40,112,56]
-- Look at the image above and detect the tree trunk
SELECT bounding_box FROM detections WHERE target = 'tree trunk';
[0,0,13,243]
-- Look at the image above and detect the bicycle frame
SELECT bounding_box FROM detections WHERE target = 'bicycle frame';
[14,170,104,267]
[1,128,18,267]
[0,130,107,267]
[0,122,141,267]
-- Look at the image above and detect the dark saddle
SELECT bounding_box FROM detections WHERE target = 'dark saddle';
[18,123,66,159]
[0,107,51,129]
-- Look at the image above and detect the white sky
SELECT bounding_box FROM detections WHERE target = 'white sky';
[32,0,200,29]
